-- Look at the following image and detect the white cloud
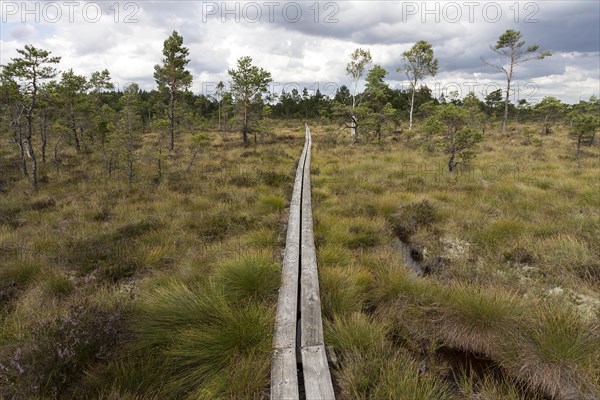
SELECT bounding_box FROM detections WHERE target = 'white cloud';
[0,1,598,104]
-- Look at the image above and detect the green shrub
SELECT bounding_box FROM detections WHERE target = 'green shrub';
[258,170,289,188]
[29,197,57,211]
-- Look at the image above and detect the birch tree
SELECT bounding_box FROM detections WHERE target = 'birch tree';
[346,48,372,138]
[215,81,225,132]
[398,41,438,131]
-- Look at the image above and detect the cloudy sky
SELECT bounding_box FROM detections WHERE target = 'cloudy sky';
[1,1,599,104]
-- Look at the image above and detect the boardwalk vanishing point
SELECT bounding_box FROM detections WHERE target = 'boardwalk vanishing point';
[271,124,335,400]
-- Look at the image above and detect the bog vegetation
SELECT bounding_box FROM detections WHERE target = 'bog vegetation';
[0,29,599,399]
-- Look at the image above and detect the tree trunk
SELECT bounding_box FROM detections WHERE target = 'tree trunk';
[243,103,248,147]
[25,115,38,191]
[18,137,28,177]
[157,148,162,179]
[541,114,550,135]
[448,148,456,172]
[14,125,28,177]
[502,61,514,134]
[409,83,416,131]
[169,89,175,151]
[186,150,199,172]
[79,127,85,150]
[40,114,47,163]
[26,141,38,192]
[70,102,80,151]
[54,134,63,176]
[350,88,357,138]
[218,101,221,131]
[127,157,133,187]
[502,86,509,133]
[243,123,248,147]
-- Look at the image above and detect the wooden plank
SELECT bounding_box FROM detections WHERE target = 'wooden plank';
[273,137,308,349]
[272,124,335,400]
[271,134,309,399]
[301,345,336,400]
[300,126,335,398]
[273,192,300,348]
[271,347,300,400]
[300,128,325,348]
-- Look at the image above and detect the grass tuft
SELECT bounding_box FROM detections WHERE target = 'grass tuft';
[325,312,387,355]
[213,250,280,303]
[133,281,273,398]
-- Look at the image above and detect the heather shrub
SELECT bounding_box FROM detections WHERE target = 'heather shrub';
[0,301,127,398]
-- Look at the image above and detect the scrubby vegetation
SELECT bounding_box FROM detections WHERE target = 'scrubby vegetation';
[1,26,599,399]
[311,121,599,399]
[0,125,300,398]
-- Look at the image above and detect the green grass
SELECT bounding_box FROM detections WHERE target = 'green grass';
[40,271,74,298]
[130,281,273,398]
[320,266,370,319]
[213,250,280,303]
[334,348,454,400]
[309,121,600,399]
[372,353,454,400]
[1,120,598,398]
[0,125,299,398]
[325,312,387,355]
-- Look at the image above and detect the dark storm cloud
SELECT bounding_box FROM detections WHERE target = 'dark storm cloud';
[259,0,599,81]
[263,1,599,52]
[518,1,600,53]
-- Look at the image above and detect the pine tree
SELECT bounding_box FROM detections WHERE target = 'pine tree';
[154,31,193,151]
[3,45,60,191]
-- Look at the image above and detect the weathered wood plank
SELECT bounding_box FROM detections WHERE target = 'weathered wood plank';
[301,345,336,400]
[272,124,334,400]
[272,133,309,399]
[271,347,300,400]
[300,127,325,348]
[273,137,308,349]
[300,125,335,398]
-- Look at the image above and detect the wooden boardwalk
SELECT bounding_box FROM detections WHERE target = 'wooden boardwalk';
[271,124,335,400]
